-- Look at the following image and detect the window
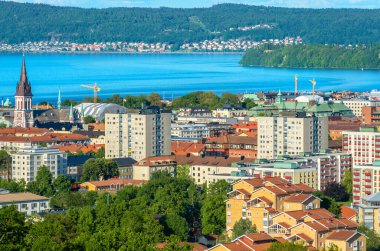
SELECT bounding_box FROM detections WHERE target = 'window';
[227,204,231,209]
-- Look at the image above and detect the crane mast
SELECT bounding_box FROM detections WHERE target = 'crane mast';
[81,83,101,120]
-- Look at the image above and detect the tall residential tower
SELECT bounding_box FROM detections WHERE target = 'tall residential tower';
[105,106,171,161]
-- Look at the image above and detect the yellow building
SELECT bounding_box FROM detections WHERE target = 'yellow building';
[208,233,284,251]
[226,177,315,234]
[80,178,144,192]
[325,230,366,251]
[226,177,366,250]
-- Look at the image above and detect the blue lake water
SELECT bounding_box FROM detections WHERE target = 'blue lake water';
[0,53,379,103]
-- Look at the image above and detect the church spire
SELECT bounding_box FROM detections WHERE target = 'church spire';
[69,103,74,123]
[16,55,32,96]
[57,89,61,110]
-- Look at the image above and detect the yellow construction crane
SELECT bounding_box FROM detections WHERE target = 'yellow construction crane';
[309,79,317,97]
[81,83,101,119]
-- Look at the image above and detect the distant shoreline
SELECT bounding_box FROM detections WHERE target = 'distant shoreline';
[241,64,380,71]
[0,51,245,55]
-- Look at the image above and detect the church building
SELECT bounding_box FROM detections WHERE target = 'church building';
[13,56,34,128]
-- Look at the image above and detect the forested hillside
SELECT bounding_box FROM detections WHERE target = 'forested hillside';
[1,2,380,44]
[240,44,380,69]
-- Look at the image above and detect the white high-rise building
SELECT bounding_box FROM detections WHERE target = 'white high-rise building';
[257,115,328,159]
[342,127,380,166]
[11,147,67,182]
[105,107,171,161]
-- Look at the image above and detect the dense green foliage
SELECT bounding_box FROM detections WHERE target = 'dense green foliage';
[26,165,55,197]
[323,182,350,202]
[232,219,257,238]
[240,44,380,69]
[0,172,229,250]
[103,92,251,110]
[358,225,380,251]
[313,190,341,216]
[342,170,353,197]
[172,92,240,110]
[201,180,230,235]
[81,158,119,181]
[0,206,28,250]
[1,2,380,44]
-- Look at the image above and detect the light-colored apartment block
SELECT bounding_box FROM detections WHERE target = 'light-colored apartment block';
[11,147,67,182]
[257,115,328,159]
[105,107,171,161]
[353,161,380,205]
[341,99,380,117]
[343,127,380,166]
[0,192,50,216]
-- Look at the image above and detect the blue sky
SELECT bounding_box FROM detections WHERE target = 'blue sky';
[7,0,380,8]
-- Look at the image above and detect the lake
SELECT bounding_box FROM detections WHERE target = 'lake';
[0,53,379,103]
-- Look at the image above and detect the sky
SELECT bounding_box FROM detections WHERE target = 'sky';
[6,0,380,8]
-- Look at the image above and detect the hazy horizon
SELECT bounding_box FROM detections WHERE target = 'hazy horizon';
[4,0,380,9]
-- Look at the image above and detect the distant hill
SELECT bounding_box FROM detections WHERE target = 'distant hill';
[1,2,380,44]
[240,44,380,69]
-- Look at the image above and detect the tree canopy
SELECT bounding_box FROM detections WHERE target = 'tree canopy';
[1,2,380,44]
[240,44,380,69]
[81,158,119,181]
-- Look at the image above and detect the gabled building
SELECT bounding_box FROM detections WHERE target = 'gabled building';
[208,233,285,251]
[226,177,365,250]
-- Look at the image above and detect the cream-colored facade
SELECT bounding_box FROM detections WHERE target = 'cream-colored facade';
[257,116,328,159]
[132,156,176,180]
[342,99,380,117]
[252,164,318,189]
[11,147,67,182]
[105,107,171,161]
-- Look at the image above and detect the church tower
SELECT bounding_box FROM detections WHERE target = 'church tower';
[13,55,34,128]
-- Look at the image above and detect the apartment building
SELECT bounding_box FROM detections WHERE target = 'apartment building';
[205,133,257,159]
[133,155,177,180]
[257,115,328,159]
[342,127,380,166]
[362,106,380,125]
[171,123,210,140]
[105,106,171,161]
[358,192,380,234]
[352,161,380,205]
[250,160,318,189]
[226,177,366,250]
[11,147,67,182]
[342,99,380,117]
[0,192,49,216]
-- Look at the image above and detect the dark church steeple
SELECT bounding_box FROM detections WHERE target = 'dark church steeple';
[16,55,32,96]
[13,55,34,128]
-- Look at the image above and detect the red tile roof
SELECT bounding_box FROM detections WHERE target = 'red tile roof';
[326,230,362,241]
[81,178,144,188]
[285,193,315,203]
[171,141,205,155]
[340,206,357,220]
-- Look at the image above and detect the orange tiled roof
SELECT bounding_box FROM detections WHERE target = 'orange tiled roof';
[0,128,49,135]
[171,141,205,155]
[243,179,265,188]
[326,230,361,241]
[156,242,207,251]
[340,206,357,219]
[0,133,89,144]
[285,193,315,203]
[244,233,273,243]
[88,122,105,131]
[81,178,144,188]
